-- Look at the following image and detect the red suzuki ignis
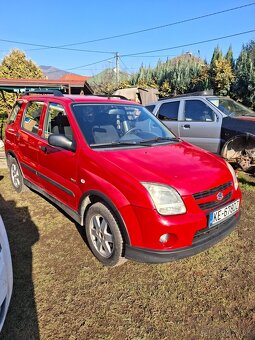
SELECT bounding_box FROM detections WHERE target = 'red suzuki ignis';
[4,91,241,266]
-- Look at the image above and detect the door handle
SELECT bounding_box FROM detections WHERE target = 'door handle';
[39,145,48,153]
[181,124,190,129]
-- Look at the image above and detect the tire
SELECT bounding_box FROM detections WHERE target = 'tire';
[85,202,125,266]
[9,157,26,193]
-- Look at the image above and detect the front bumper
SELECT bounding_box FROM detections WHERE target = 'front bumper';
[125,213,240,264]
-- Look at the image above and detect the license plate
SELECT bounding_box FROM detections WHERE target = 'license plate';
[209,199,240,227]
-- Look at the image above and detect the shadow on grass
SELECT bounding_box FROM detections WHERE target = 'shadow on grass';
[0,194,40,339]
[238,176,255,187]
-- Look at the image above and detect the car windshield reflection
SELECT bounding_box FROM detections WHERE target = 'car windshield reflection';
[207,97,255,117]
[72,104,177,148]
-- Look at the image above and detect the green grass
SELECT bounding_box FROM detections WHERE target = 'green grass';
[0,169,254,340]
[238,170,255,192]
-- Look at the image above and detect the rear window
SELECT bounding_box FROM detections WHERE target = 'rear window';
[157,101,179,121]
[21,101,44,135]
[8,102,22,124]
[145,105,156,113]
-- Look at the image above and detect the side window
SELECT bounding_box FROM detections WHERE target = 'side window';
[145,105,156,113]
[8,102,22,124]
[22,101,44,134]
[43,102,73,141]
[184,100,215,122]
[157,102,179,121]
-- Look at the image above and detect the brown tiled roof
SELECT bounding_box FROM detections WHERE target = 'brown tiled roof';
[59,74,90,82]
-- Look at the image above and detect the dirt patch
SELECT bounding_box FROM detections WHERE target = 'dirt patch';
[0,169,254,340]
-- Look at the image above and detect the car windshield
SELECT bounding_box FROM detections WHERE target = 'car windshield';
[72,103,177,148]
[207,97,255,117]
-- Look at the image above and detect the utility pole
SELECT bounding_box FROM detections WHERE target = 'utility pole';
[115,52,120,87]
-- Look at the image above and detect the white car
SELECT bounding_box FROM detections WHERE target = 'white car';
[0,215,13,332]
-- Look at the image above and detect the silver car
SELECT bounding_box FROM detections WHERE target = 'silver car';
[146,93,255,171]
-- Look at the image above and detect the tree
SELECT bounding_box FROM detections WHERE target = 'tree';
[159,80,171,97]
[225,45,235,71]
[233,41,255,108]
[0,49,45,115]
[213,59,235,95]
[209,46,223,91]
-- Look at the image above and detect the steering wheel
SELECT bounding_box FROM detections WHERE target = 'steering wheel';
[123,127,142,136]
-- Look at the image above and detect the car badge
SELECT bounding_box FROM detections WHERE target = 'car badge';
[217,192,224,201]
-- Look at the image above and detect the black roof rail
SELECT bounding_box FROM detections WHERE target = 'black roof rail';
[91,94,129,100]
[22,90,64,97]
[159,89,214,101]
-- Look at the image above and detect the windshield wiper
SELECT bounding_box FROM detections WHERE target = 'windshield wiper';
[90,137,180,148]
[90,140,149,148]
[138,137,180,145]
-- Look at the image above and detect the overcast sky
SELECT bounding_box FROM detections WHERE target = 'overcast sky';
[0,0,254,76]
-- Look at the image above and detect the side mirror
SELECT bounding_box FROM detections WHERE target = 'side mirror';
[48,134,76,152]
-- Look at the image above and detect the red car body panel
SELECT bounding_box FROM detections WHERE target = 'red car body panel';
[4,94,242,263]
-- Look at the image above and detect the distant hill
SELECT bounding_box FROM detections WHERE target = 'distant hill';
[40,65,70,80]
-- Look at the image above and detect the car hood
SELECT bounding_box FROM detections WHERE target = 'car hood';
[222,116,255,136]
[97,141,232,196]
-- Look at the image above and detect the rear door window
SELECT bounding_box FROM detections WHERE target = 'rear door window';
[145,105,156,113]
[8,101,22,124]
[22,101,44,135]
[157,101,179,121]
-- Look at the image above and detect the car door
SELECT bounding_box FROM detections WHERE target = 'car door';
[17,100,46,185]
[155,100,180,136]
[178,99,222,153]
[37,101,80,210]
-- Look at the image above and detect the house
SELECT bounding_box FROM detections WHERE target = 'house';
[0,76,93,95]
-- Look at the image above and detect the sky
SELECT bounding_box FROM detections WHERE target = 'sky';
[0,0,254,77]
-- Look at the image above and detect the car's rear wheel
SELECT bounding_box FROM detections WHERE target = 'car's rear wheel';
[9,157,25,193]
[85,202,125,266]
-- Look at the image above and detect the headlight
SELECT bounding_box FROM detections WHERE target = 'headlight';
[226,162,239,190]
[141,182,186,215]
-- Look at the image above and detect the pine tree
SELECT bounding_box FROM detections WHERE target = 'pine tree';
[233,41,255,108]
[225,46,235,71]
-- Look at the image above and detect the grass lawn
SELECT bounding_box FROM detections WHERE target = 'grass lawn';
[0,168,254,340]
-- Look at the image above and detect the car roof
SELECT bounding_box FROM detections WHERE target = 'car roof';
[147,95,224,106]
[20,91,137,106]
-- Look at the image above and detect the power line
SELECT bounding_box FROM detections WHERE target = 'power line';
[46,57,116,74]
[22,2,255,51]
[40,29,255,75]
[0,38,115,54]
[123,55,177,58]
[120,29,255,57]
[1,2,253,54]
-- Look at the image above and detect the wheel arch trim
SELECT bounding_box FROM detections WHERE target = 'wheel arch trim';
[79,190,131,245]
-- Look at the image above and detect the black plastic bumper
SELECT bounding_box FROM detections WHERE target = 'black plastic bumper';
[125,213,241,264]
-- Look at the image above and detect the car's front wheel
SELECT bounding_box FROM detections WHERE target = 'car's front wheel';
[85,202,125,266]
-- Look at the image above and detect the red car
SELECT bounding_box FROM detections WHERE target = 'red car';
[4,91,241,266]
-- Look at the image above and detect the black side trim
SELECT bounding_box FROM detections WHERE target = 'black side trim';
[20,162,74,197]
[21,161,37,174]
[125,213,240,264]
[23,178,81,224]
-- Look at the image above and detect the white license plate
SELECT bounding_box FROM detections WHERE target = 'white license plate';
[209,199,240,227]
